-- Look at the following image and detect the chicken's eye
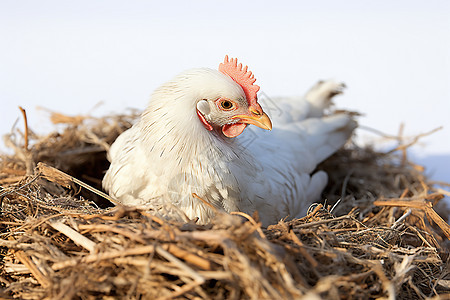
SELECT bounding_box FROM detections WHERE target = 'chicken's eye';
[220,100,235,111]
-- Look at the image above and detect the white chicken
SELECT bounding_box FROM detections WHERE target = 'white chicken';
[103,56,356,226]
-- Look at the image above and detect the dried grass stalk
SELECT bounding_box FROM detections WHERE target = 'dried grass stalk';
[0,110,449,299]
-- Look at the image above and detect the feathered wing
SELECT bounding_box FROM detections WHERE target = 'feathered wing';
[235,113,356,225]
[234,80,356,225]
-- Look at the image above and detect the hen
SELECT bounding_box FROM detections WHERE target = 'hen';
[103,56,356,226]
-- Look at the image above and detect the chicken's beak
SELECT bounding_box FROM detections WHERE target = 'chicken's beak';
[232,110,272,131]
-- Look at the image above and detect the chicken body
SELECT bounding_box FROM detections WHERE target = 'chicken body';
[103,65,356,226]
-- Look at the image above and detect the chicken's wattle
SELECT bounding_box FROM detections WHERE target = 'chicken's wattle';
[222,123,247,138]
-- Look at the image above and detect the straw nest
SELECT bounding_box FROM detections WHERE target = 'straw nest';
[0,108,449,300]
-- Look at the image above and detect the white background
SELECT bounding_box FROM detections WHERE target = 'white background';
[1,1,449,187]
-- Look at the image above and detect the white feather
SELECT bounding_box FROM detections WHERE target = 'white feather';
[103,68,356,226]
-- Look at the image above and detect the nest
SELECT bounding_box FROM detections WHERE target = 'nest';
[0,108,449,299]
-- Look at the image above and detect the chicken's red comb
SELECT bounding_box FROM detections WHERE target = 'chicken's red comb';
[219,55,260,107]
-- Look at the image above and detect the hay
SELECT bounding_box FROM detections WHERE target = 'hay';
[0,109,449,299]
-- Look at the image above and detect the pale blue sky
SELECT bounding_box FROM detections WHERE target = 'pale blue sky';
[1,0,449,182]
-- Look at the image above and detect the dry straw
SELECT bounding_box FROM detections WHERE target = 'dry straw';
[0,108,448,299]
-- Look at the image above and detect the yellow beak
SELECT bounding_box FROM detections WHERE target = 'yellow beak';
[232,111,272,131]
